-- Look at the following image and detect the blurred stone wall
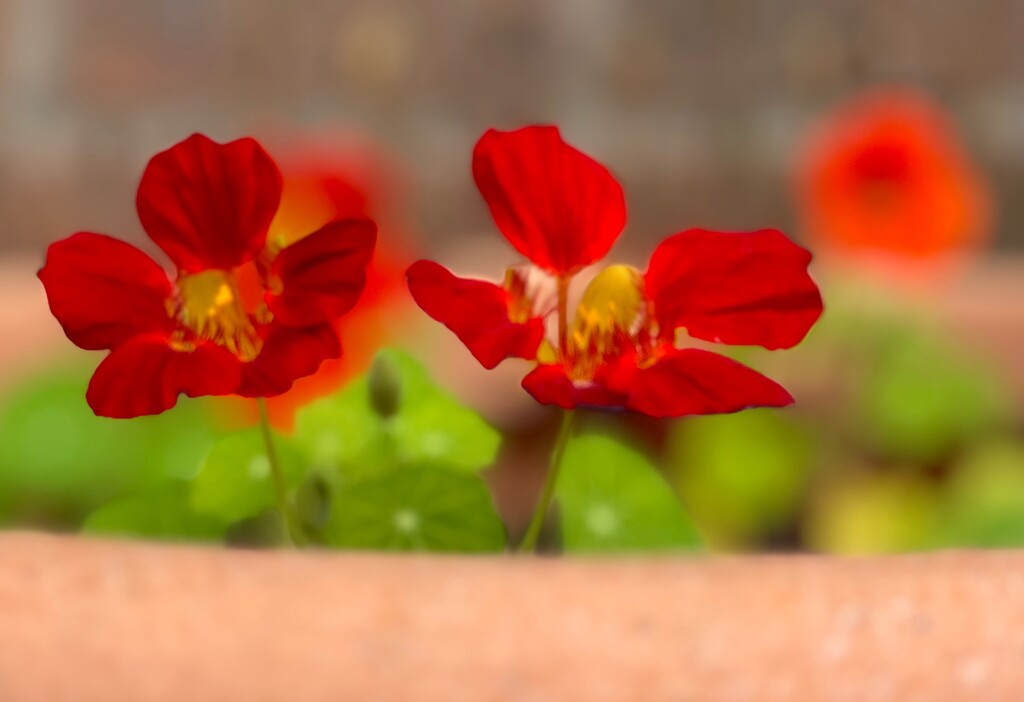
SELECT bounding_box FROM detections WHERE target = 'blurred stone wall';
[1,0,1022,258]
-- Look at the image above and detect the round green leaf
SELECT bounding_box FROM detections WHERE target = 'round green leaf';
[292,378,384,479]
[83,485,225,541]
[324,465,506,552]
[557,432,704,553]
[190,428,305,523]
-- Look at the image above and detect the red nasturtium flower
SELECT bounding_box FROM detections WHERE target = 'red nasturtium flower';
[39,133,376,418]
[796,89,991,260]
[407,126,823,417]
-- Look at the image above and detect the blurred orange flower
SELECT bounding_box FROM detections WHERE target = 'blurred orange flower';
[796,89,991,262]
[237,133,414,429]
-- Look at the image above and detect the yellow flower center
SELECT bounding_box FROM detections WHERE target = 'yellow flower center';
[566,264,653,380]
[175,269,262,361]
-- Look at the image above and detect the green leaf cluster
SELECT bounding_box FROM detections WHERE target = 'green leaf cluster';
[668,409,814,550]
[852,329,1010,464]
[187,349,507,552]
[4,352,709,555]
[0,364,218,531]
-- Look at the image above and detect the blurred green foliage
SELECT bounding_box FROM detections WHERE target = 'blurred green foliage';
[939,440,1024,547]
[804,469,943,554]
[666,287,1024,554]
[852,325,1010,465]
[0,364,218,529]
[84,485,225,541]
[670,409,814,549]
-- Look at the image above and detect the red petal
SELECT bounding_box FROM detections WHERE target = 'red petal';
[38,232,174,351]
[86,335,241,418]
[521,363,626,410]
[628,349,793,418]
[136,134,282,272]
[472,126,626,275]
[238,323,341,398]
[268,218,377,327]
[521,364,575,409]
[521,348,792,418]
[645,228,823,350]
[406,260,545,370]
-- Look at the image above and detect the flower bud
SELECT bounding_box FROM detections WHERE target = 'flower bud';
[368,350,403,418]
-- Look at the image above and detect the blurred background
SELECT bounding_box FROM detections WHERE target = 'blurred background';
[2,0,1024,553]
[5,0,1024,254]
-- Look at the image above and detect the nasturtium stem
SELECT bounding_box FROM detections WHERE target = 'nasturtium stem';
[256,398,296,547]
[557,275,570,355]
[519,409,576,553]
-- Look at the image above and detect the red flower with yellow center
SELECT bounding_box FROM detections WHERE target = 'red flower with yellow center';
[407,126,823,417]
[796,89,991,260]
[39,133,376,418]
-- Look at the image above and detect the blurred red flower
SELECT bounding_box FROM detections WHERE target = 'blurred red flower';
[796,89,991,261]
[252,135,415,428]
[39,134,376,418]
[408,126,823,418]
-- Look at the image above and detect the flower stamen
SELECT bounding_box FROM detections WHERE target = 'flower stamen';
[176,269,263,361]
[566,264,652,381]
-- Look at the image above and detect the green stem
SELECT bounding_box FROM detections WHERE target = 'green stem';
[256,398,296,547]
[519,410,576,553]
[556,275,570,355]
